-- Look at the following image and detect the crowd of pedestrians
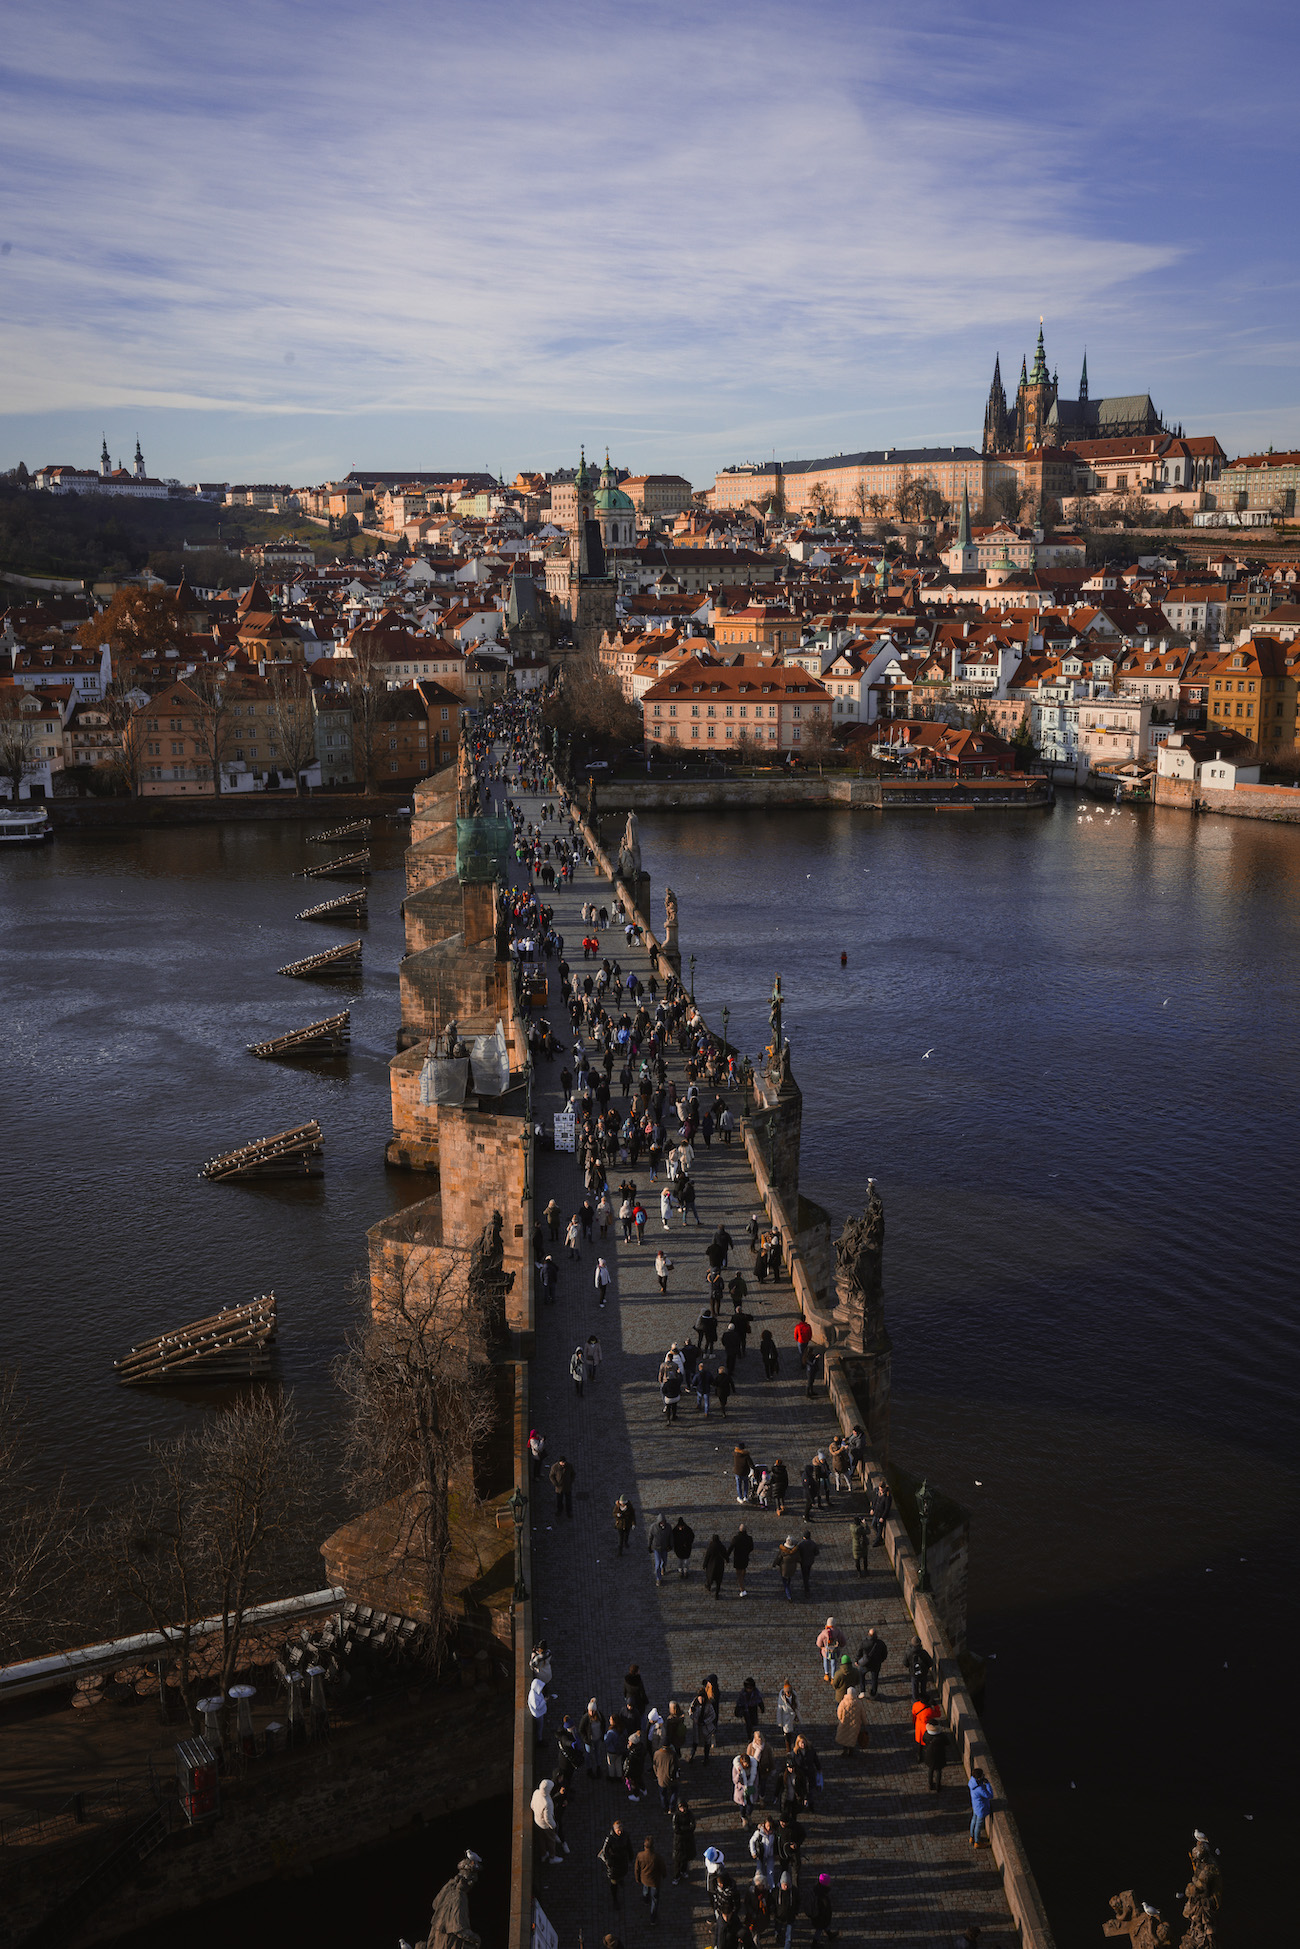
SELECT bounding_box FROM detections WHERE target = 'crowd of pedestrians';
[466,702,999,1947]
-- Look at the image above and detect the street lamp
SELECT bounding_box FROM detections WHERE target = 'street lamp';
[915,1478,933,1594]
[509,1485,529,1601]
[689,954,696,1001]
[721,1005,730,1054]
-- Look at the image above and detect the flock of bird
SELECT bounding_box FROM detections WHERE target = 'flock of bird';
[1077,806,1138,824]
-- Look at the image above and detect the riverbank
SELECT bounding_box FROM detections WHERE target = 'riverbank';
[586,772,1053,811]
[45,792,409,831]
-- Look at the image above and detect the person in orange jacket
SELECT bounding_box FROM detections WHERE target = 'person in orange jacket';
[912,1697,936,1760]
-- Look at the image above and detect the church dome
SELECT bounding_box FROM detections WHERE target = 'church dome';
[595,450,634,514]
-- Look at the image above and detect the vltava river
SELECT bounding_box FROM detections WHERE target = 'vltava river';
[2,801,1295,1942]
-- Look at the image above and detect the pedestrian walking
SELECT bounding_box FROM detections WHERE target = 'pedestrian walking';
[635,1836,668,1922]
[733,1443,754,1503]
[580,1699,605,1777]
[634,1201,647,1244]
[529,1428,546,1479]
[594,1257,612,1307]
[923,1713,949,1792]
[728,1523,754,1596]
[690,1685,718,1761]
[585,1333,602,1383]
[731,1748,758,1828]
[529,1673,551,1747]
[569,1346,585,1398]
[565,1215,581,1260]
[714,1368,733,1416]
[694,1364,713,1416]
[597,1191,612,1238]
[850,1515,870,1576]
[544,1197,561,1242]
[531,1778,565,1864]
[613,1495,636,1554]
[734,1676,765,1738]
[817,1618,845,1680]
[857,1628,888,1698]
[619,1197,633,1242]
[759,1329,779,1378]
[909,1636,933,1703]
[775,1681,800,1752]
[804,1343,823,1398]
[671,1799,696,1883]
[649,1513,673,1584]
[671,1516,695,1579]
[835,1687,868,1761]
[655,1248,673,1294]
[702,1533,727,1601]
[792,1316,811,1364]
[653,1738,680,1810]
[598,1820,633,1908]
[771,1459,788,1514]
[797,1530,820,1597]
[549,1454,575,1518]
[806,1872,838,1945]
[580,1196,595,1243]
[773,1535,799,1600]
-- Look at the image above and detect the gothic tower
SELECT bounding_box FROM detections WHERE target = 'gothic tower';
[982,355,1009,455]
[1015,320,1058,450]
[134,436,145,481]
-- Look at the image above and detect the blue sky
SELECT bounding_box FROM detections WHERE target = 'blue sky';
[1,0,1296,486]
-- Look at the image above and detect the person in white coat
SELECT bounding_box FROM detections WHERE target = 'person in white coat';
[531,1778,565,1864]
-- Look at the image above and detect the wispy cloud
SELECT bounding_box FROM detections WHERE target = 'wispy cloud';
[0,1,1295,473]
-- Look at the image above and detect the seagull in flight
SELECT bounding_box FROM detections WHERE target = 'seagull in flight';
[921,1048,935,1060]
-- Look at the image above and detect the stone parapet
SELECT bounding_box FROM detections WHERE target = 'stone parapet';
[824,1360,1055,1949]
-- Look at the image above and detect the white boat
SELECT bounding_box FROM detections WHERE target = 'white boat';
[0,806,53,843]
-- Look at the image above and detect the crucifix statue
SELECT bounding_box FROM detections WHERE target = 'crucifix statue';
[769,974,784,1056]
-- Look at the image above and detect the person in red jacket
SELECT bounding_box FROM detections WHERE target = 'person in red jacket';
[793,1317,812,1369]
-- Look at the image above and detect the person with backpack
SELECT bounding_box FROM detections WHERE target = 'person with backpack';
[857,1628,889,1699]
[569,1345,586,1398]
[671,1516,695,1579]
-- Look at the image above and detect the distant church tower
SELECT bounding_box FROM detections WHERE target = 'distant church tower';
[100,435,111,480]
[982,355,1010,455]
[1015,321,1058,450]
[134,436,145,481]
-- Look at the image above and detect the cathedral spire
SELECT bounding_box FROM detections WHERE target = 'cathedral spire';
[956,481,971,549]
[1029,319,1049,385]
[1079,349,1089,401]
[100,434,110,478]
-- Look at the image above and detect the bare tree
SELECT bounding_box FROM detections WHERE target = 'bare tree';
[335,1227,497,1667]
[802,711,837,774]
[806,480,832,522]
[264,664,318,794]
[92,1393,313,1730]
[103,678,149,797]
[866,493,891,520]
[992,479,1022,524]
[0,693,39,802]
[343,637,387,791]
[185,665,233,796]
[0,1371,77,1661]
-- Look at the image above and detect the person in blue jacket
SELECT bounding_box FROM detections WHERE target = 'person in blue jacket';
[968,1767,994,1847]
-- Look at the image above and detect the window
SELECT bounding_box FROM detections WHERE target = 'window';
[390,761,399,772]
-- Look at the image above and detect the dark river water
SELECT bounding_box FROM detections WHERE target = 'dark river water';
[2,801,1296,1941]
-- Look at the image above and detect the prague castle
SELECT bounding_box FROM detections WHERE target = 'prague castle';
[982,322,1165,453]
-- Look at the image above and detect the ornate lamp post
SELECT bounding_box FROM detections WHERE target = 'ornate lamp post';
[915,1478,933,1594]
[721,1004,730,1054]
[689,954,696,1001]
[509,1485,529,1601]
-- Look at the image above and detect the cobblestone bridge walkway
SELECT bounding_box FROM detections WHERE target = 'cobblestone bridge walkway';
[502,772,1012,1949]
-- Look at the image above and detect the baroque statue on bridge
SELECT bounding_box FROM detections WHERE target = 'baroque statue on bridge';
[617,810,642,885]
[833,1178,887,1354]
[424,1851,482,1949]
